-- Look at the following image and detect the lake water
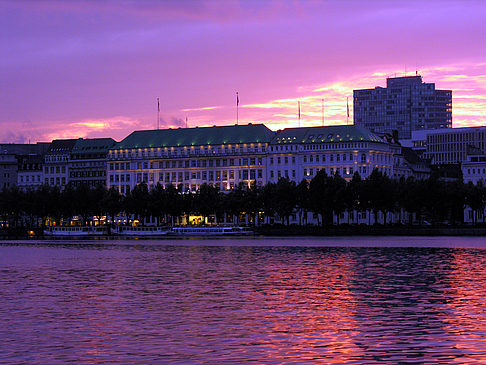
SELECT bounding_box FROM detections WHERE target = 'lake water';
[1,236,486,364]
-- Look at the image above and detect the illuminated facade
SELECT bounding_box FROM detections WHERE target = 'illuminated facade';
[268,125,395,183]
[106,124,425,195]
[354,76,452,139]
[107,124,274,193]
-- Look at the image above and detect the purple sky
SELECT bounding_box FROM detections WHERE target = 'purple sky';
[1,0,486,143]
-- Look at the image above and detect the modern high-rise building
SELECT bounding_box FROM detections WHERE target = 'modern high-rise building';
[353,75,452,139]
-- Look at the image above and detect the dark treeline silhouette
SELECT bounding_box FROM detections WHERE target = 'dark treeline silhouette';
[1,169,485,229]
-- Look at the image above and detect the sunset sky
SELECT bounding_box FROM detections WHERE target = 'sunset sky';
[1,0,486,143]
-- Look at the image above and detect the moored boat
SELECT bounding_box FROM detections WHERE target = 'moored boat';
[116,226,170,236]
[44,226,108,236]
[170,226,253,236]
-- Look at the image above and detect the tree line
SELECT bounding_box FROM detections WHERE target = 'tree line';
[1,169,485,229]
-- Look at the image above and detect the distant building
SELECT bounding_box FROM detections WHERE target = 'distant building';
[392,147,431,180]
[69,138,116,187]
[0,154,18,190]
[107,124,275,194]
[43,139,79,189]
[17,154,44,191]
[462,152,486,185]
[423,126,486,165]
[0,143,49,190]
[353,75,452,139]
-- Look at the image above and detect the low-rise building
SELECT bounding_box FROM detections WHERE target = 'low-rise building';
[0,154,18,190]
[69,138,116,187]
[462,152,486,185]
[0,143,49,190]
[43,139,78,189]
[17,155,43,191]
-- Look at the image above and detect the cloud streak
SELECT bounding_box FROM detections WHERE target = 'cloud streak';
[1,1,485,142]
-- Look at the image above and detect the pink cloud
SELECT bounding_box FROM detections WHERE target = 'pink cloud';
[1,1,485,143]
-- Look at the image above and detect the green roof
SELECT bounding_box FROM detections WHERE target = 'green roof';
[72,138,116,154]
[113,124,275,149]
[272,125,385,144]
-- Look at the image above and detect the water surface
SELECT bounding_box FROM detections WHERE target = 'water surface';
[1,237,486,363]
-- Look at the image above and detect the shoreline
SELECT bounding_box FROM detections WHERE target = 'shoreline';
[1,226,486,240]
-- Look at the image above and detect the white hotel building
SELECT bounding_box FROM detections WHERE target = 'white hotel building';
[267,125,394,183]
[107,123,407,194]
[107,124,274,194]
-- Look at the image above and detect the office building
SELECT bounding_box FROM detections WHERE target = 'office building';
[424,126,486,165]
[354,75,452,139]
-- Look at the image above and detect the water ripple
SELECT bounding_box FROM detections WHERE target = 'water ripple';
[1,240,486,363]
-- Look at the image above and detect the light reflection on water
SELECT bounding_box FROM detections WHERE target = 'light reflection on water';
[1,237,486,363]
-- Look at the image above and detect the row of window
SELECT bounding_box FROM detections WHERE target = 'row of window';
[109,157,264,171]
[19,175,41,183]
[114,181,264,194]
[45,177,66,185]
[70,161,105,168]
[109,169,264,184]
[44,166,66,174]
[70,171,106,178]
[45,155,68,162]
[110,145,267,159]
[466,168,486,175]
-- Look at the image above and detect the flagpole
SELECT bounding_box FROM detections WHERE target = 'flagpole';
[236,92,239,125]
[157,97,160,130]
[346,97,349,125]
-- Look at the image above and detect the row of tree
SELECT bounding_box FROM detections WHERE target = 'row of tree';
[1,169,485,228]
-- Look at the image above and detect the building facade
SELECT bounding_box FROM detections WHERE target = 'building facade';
[267,125,395,183]
[0,143,49,190]
[462,152,486,185]
[107,124,275,194]
[424,126,486,165]
[0,154,18,190]
[43,139,78,189]
[17,155,44,191]
[69,138,116,187]
[353,75,452,139]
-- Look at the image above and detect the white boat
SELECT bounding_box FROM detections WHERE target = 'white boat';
[44,226,108,236]
[170,226,253,236]
[116,226,170,236]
